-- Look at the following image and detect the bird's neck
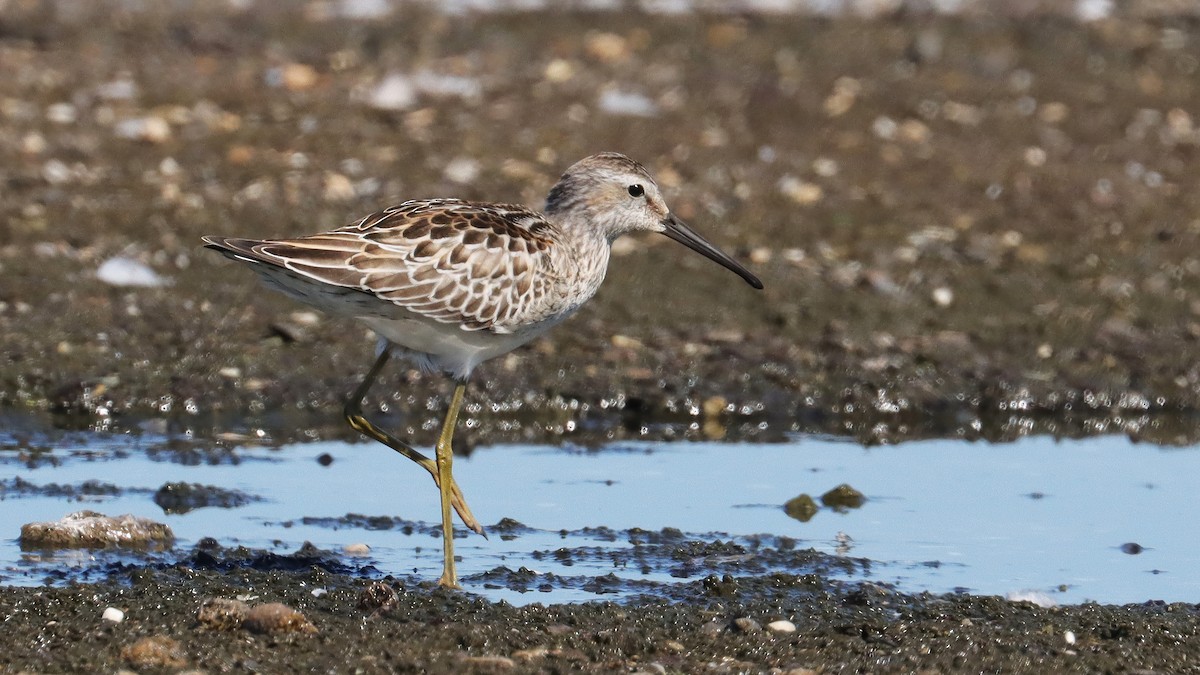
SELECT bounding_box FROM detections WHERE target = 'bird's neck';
[550,211,612,301]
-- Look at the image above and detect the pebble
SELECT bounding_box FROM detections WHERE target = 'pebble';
[597,88,658,117]
[732,617,762,633]
[823,76,860,117]
[120,636,187,669]
[102,607,125,623]
[443,157,481,184]
[766,619,797,633]
[777,175,824,205]
[285,63,319,91]
[820,483,866,509]
[96,76,138,101]
[585,32,629,63]
[266,62,318,91]
[511,646,550,661]
[323,172,356,201]
[20,510,174,549]
[20,132,46,154]
[459,655,514,669]
[783,494,818,522]
[358,582,399,612]
[414,70,482,100]
[97,257,168,288]
[46,102,77,124]
[368,73,416,111]
[610,334,643,350]
[343,542,371,556]
[702,396,727,417]
[1006,590,1058,608]
[113,116,171,143]
[931,286,954,307]
[242,602,318,634]
[196,597,250,630]
[543,58,575,83]
[749,247,772,264]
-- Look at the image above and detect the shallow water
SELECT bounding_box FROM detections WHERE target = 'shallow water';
[2,430,1198,606]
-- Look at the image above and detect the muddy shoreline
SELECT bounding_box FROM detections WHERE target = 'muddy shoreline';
[3,545,1200,673]
[4,2,1200,671]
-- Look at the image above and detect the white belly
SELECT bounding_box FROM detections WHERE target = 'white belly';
[361,313,566,380]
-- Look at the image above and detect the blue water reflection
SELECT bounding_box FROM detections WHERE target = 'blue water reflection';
[2,433,1198,605]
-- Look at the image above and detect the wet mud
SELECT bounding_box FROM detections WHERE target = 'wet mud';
[4,1,1200,671]
[3,547,1200,673]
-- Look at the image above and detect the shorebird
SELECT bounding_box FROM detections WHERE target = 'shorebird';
[203,152,762,588]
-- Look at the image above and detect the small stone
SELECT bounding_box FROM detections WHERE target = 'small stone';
[702,396,727,417]
[512,647,550,661]
[1006,590,1057,608]
[766,619,797,633]
[823,85,858,116]
[280,63,319,91]
[931,286,954,307]
[368,73,416,111]
[20,510,174,549]
[46,102,77,124]
[102,607,125,623]
[242,602,317,634]
[1039,101,1070,124]
[358,581,399,612]
[96,76,138,101]
[585,32,629,63]
[323,172,355,201]
[121,636,187,669]
[820,484,866,510]
[778,175,824,205]
[899,118,932,144]
[812,156,839,177]
[20,132,46,154]
[733,617,761,633]
[226,145,255,165]
[1119,542,1145,555]
[197,598,250,631]
[783,494,818,522]
[443,157,480,184]
[597,88,658,117]
[544,58,575,83]
[610,334,643,350]
[343,542,371,556]
[114,116,171,143]
[459,655,515,669]
[749,247,772,264]
[97,257,168,288]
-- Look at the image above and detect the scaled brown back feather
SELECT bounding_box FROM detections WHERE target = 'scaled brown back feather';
[202,199,557,333]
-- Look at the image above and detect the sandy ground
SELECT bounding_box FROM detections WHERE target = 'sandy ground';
[4,1,1200,671]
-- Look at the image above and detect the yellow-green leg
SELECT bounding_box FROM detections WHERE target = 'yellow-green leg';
[435,382,467,589]
[343,350,483,537]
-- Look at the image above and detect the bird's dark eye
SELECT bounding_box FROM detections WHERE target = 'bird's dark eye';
[627,184,645,198]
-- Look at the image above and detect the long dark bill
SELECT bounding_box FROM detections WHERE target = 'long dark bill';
[661,214,763,290]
